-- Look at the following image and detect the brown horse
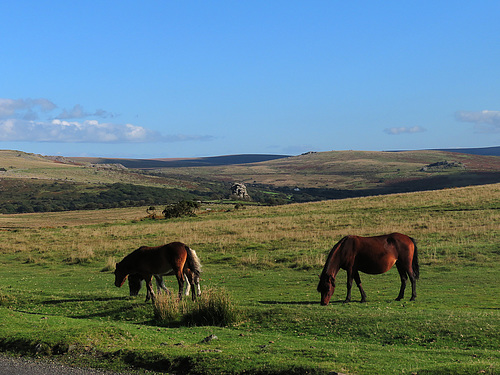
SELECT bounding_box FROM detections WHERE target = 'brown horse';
[114,242,202,302]
[317,233,419,305]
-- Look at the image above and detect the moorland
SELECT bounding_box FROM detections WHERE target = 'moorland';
[0,148,499,374]
[2,148,500,213]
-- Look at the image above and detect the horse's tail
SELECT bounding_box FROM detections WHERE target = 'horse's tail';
[410,237,420,280]
[185,245,202,278]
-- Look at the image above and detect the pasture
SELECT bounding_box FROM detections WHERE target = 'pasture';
[0,183,499,374]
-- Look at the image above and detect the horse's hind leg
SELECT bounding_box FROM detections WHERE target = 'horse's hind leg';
[175,271,185,300]
[395,261,408,301]
[183,273,191,297]
[184,272,197,300]
[353,270,367,302]
[344,269,353,303]
[408,272,417,301]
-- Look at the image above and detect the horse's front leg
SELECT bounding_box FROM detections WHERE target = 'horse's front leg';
[145,275,156,302]
[353,270,367,302]
[154,275,171,295]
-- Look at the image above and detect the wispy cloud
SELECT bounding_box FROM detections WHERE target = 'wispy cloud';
[56,104,115,119]
[0,98,213,143]
[0,98,56,120]
[384,126,426,135]
[455,110,500,133]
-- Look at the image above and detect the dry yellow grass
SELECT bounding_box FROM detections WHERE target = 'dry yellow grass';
[0,183,498,268]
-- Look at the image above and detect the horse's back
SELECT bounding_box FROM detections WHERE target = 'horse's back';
[347,234,413,274]
[128,242,188,275]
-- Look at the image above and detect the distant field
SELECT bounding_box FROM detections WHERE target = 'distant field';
[0,183,498,374]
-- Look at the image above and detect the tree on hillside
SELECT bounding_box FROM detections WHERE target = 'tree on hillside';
[162,200,200,219]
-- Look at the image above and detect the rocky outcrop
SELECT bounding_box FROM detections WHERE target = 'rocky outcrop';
[420,161,465,172]
[231,183,250,200]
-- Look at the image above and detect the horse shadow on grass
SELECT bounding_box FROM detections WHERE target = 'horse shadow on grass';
[259,300,344,306]
[42,296,129,305]
[40,296,146,320]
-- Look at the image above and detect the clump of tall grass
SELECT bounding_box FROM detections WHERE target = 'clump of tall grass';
[153,288,240,327]
[0,291,16,306]
[153,293,188,323]
[183,288,240,326]
[64,247,95,264]
[100,257,116,272]
[291,251,325,270]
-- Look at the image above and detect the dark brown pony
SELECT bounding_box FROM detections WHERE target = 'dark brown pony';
[114,242,202,302]
[317,233,419,305]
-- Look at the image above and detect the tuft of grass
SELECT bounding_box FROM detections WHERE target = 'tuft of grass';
[153,293,187,323]
[0,292,16,306]
[65,244,95,264]
[153,288,241,327]
[183,287,241,327]
[100,257,116,272]
[291,251,325,270]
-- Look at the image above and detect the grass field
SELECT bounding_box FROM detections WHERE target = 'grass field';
[0,183,499,374]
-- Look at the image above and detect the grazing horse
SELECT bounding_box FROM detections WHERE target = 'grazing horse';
[128,268,202,299]
[114,242,202,302]
[317,233,419,306]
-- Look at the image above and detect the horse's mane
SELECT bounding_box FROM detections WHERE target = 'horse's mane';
[321,236,349,276]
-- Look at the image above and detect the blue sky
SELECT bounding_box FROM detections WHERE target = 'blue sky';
[1,1,499,158]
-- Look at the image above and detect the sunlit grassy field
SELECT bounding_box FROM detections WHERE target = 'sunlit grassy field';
[0,183,499,374]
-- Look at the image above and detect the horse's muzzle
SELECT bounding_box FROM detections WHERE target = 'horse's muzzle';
[115,276,127,288]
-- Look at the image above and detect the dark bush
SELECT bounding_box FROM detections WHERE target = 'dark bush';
[163,200,200,219]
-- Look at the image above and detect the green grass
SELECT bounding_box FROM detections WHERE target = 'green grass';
[0,184,499,374]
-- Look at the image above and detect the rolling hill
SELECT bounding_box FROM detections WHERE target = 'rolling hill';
[1,148,499,213]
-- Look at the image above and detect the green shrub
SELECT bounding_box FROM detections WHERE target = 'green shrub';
[162,200,200,219]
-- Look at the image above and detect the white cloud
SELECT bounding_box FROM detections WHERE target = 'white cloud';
[0,118,213,143]
[455,110,500,133]
[0,97,213,144]
[384,126,426,135]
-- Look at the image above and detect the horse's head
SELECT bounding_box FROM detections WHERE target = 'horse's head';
[128,274,142,296]
[317,272,335,306]
[114,262,129,288]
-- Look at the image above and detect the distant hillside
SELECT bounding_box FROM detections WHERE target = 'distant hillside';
[147,149,500,202]
[70,154,290,169]
[433,146,500,156]
[1,148,500,213]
